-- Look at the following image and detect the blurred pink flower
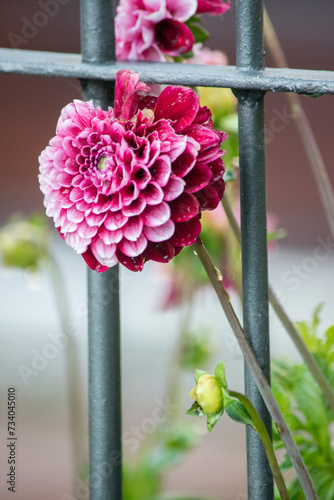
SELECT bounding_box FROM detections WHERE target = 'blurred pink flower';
[196,0,230,15]
[115,0,197,61]
[188,43,228,65]
[39,70,227,273]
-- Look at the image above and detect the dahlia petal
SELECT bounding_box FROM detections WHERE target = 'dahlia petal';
[62,136,79,158]
[144,241,175,263]
[166,0,197,21]
[65,231,90,254]
[169,215,201,246]
[143,219,175,242]
[83,186,98,203]
[210,178,225,200]
[53,149,68,170]
[123,216,144,241]
[195,185,221,211]
[77,221,98,239]
[76,199,91,214]
[148,121,187,162]
[115,250,145,272]
[122,197,147,216]
[183,162,213,193]
[154,86,200,132]
[193,106,213,126]
[171,138,198,177]
[155,19,195,56]
[73,100,96,128]
[118,234,148,257]
[99,227,123,244]
[150,156,171,187]
[169,192,199,222]
[141,182,164,205]
[91,238,118,267]
[104,212,128,231]
[57,118,82,138]
[86,212,106,227]
[185,124,222,153]
[69,187,84,203]
[114,70,151,121]
[141,202,171,227]
[49,136,63,149]
[67,206,85,223]
[57,172,73,187]
[82,247,109,273]
[163,175,185,201]
[64,158,80,175]
[196,0,230,15]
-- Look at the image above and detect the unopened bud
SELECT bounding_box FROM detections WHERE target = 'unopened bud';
[190,374,224,415]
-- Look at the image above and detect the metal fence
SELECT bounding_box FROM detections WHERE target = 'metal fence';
[1,1,334,499]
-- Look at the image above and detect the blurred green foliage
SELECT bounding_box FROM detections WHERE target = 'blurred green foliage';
[273,305,334,499]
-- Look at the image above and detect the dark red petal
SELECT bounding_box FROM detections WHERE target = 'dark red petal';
[211,178,226,200]
[185,124,222,152]
[183,162,213,193]
[144,241,176,263]
[171,139,198,177]
[155,19,194,56]
[169,215,201,247]
[192,105,213,126]
[169,192,199,222]
[138,95,158,112]
[195,186,221,211]
[115,250,145,272]
[210,157,225,181]
[196,0,231,15]
[154,86,200,133]
[82,247,109,273]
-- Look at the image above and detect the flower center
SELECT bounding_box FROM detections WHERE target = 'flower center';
[97,156,107,171]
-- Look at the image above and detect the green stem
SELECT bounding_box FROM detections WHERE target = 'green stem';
[222,194,334,415]
[263,7,334,239]
[193,237,318,500]
[229,390,290,500]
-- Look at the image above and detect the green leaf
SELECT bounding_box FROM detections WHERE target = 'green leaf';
[195,369,207,384]
[312,302,324,332]
[181,49,194,60]
[188,23,209,44]
[186,401,204,417]
[206,409,224,432]
[214,360,227,389]
[225,400,254,428]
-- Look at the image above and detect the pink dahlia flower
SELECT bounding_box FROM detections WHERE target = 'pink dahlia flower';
[196,0,230,15]
[116,0,197,61]
[39,70,226,272]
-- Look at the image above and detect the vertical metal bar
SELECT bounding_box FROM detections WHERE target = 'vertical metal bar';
[80,2,122,499]
[236,1,273,499]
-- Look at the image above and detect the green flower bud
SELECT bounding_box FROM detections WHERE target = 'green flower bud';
[190,374,224,415]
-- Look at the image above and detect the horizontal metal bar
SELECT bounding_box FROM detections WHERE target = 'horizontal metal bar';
[0,48,334,95]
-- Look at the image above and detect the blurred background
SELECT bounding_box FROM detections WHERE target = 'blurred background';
[0,1,333,499]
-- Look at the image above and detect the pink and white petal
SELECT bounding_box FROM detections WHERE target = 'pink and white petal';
[86,212,106,227]
[123,216,144,241]
[91,238,118,267]
[118,234,148,257]
[65,231,90,254]
[62,136,79,158]
[82,247,109,273]
[114,70,151,121]
[73,100,96,128]
[77,221,99,239]
[141,182,164,205]
[70,187,84,203]
[122,197,147,216]
[53,149,68,170]
[154,86,199,132]
[99,227,123,245]
[143,219,175,242]
[141,202,171,227]
[66,206,85,223]
[169,192,199,222]
[163,175,185,201]
[166,0,197,21]
[104,212,129,231]
[150,156,171,187]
